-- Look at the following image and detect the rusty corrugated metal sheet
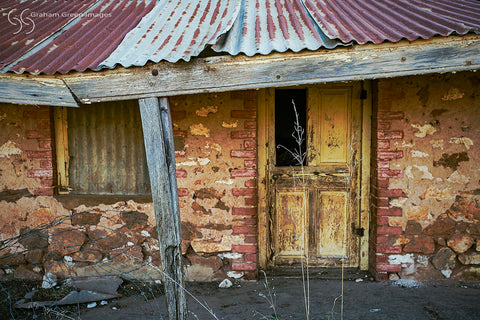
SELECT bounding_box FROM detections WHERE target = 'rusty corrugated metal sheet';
[303,0,480,44]
[211,0,341,56]
[0,0,479,75]
[0,0,96,70]
[1,0,156,75]
[99,0,241,68]
[67,100,150,195]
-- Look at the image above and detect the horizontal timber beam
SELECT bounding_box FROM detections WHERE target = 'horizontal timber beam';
[0,35,479,106]
[0,75,78,107]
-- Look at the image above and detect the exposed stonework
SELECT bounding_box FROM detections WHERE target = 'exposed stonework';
[373,71,480,282]
[0,91,259,281]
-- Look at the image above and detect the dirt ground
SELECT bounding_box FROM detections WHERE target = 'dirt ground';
[79,277,480,320]
[4,273,480,320]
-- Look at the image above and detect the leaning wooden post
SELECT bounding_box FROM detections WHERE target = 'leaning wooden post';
[139,97,187,320]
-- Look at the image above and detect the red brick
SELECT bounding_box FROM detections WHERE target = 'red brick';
[244,197,257,206]
[377,179,390,188]
[232,188,256,197]
[378,112,404,120]
[377,151,403,160]
[377,122,391,130]
[244,100,257,110]
[177,188,189,197]
[376,254,389,264]
[26,151,52,159]
[231,169,256,178]
[245,160,256,168]
[244,140,256,149]
[243,217,257,225]
[244,120,256,129]
[376,264,402,272]
[231,131,255,139]
[171,111,186,121]
[377,161,390,169]
[377,245,402,254]
[233,226,257,235]
[376,236,389,245]
[244,235,257,244]
[377,226,402,235]
[231,90,257,100]
[232,262,257,271]
[375,198,390,208]
[377,208,402,217]
[378,131,403,140]
[38,140,52,149]
[28,169,53,178]
[245,254,257,263]
[377,141,391,149]
[26,130,51,139]
[245,179,256,188]
[232,245,257,253]
[378,189,403,198]
[231,110,256,119]
[232,207,257,216]
[23,110,50,119]
[41,179,54,187]
[176,170,187,178]
[231,150,256,158]
[374,272,388,282]
[377,217,389,225]
[40,160,52,169]
[34,188,54,196]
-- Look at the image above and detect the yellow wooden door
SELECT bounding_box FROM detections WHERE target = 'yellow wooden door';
[268,84,363,267]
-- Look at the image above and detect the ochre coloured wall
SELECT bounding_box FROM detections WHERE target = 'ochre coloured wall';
[0,90,258,281]
[373,71,480,281]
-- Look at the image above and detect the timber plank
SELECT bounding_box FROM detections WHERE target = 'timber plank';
[0,75,78,107]
[64,35,480,103]
[139,97,187,320]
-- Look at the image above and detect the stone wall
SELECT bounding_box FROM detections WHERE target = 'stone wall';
[0,90,258,281]
[372,71,480,281]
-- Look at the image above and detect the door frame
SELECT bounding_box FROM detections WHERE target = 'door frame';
[257,81,372,270]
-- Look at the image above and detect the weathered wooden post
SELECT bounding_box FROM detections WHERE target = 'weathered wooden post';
[139,97,187,320]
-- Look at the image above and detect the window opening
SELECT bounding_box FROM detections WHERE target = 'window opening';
[275,89,307,166]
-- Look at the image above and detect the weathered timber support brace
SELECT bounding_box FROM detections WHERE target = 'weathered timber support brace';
[139,97,187,320]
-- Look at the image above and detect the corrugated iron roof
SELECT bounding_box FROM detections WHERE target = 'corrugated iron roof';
[99,0,241,69]
[3,0,156,74]
[0,0,479,75]
[211,0,341,56]
[303,0,480,44]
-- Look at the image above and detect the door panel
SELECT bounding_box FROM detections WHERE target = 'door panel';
[268,84,362,267]
[317,191,348,258]
[319,91,349,163]
[274,190,307,263]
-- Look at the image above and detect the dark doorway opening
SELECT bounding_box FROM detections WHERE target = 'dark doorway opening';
[275,89,307,166]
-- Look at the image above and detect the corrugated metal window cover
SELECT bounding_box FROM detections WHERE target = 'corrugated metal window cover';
[67,100,150,195]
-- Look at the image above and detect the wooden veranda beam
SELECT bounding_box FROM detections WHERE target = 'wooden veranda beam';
[65,35,480,104]
[138,97,187,320]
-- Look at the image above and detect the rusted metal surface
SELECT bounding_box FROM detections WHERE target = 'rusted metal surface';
[211,0,341,56]
[1,0,155,74]
[0,0,479,75]
[0,0,96,70]
[303,0,480,44]
[67,100,150,195]
[100,0,241,67]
